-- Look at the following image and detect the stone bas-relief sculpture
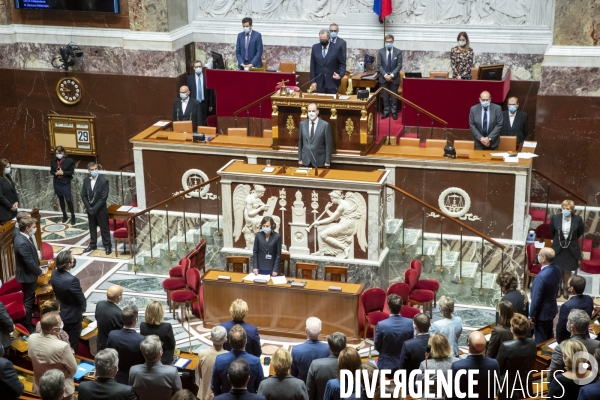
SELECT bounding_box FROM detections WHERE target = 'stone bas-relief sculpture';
[233,184,281,249]
[310,190,367,258]
[199,0,552,26]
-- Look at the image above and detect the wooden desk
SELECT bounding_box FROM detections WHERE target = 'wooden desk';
[202,270,364,343]
[35,260,54,303]
[208,135,273,149]
[107,204,136,231]
[350,72,379,92]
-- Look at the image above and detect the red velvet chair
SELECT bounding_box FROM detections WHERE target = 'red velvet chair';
[535,223,551,240]
[113,216,137,258]
[206,115,218,128]
[405,269,434,318]
[387,282,421,319]
[359,288,389,339]
[530,209,548,223]
[525,244,541,288]
[410,259,440,307]
[163,258,192,312]
[0,278,22,297]
[171,268,203,323]
[581,247,600,274]
[0,291,26,321]
[41,242,54,261]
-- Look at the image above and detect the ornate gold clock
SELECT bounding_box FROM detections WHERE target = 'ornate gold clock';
[56,77,83,105]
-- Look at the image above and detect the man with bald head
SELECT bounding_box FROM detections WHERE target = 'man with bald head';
[95,285,124,351]
[469,90,503,150]
[529,247,562,344]
[172,85,201,132]
[449,331,499,400]
[501,96,528,150]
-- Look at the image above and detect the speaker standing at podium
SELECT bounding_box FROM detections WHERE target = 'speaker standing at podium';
[309,29,346,94]
[298,104,332,168]
[252,216,281,276]
[172,85,201,133]
[187,61,214,127]
[469,91,503,150]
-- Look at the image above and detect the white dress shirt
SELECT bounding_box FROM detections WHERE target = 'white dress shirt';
[181,97,189,114]
[90,176,97,191]
[308,117,319,137]
[562,216,571,239]
[509,111,516,127]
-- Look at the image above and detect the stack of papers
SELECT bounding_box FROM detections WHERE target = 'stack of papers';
[174,358,191,368]
[271,276,288,285]
[243,273,271,282]
[522,141,537,148]
[153,121,169,127]
[80,320,97,337]
[117,206,132,212]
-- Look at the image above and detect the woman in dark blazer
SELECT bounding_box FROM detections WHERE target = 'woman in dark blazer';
[0,158,19,225]
[140,301,175,365]
[496,271,529,320]
[50,145,76,224]
[549,200,584,298]
[488,301,515,358]
[252,216,282,276]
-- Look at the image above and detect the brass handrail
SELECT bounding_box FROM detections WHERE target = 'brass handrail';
[233,90,279,116]
[386,183,504,249]
[373,87,448,126]
[532,169,587,204]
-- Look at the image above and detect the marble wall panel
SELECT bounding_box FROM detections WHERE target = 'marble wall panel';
[534,95,600,205]
[11,167,136,213]
[196,43,544,81]
[539,66,600,97]
[553,0,600,46]
[8,0,129,28]
[0,0,10,25]
[129,0,169,32]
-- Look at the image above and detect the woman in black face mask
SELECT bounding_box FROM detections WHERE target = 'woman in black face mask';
[0,158,19,225]
[50,145,76,225]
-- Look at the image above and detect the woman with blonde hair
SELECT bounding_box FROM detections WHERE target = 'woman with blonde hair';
[429,295,462,356]
[547,339,595,399]
[415,333,458,400]
[140,300,175,364]
[258,348,308,400]
[550,199,585,298]
[323,347,362,400]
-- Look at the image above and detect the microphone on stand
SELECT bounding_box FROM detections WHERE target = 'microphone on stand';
[185,301,192,355]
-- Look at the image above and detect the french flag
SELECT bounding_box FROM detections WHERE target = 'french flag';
[373,0,392,22]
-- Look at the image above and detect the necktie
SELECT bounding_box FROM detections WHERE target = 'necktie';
[322,47,326,59]
[482,107,488,136]
[197,75,203,102]
[310,122,315,139]
[245,33,250,61]
[387,50,392,72]
[29,235,34,245]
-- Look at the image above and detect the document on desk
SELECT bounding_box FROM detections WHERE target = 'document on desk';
[243,273,271,282]
[517,153,539,159]
[548,341,559,350]
[503,156,519,163]
[271,276,287,285]
[129,207,142,213]
[153,121,169,127]
[80,320,97,337]
[522,141,537,148]
[116,206,133,212]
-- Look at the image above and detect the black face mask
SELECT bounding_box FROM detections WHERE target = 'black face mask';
[320,40,329,47]
[71,259,77,269]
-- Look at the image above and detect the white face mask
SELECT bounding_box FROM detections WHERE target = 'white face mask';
[458,40,467,47]
[480,100,491,108]
[243,27,250,34]
[308,111,317,120]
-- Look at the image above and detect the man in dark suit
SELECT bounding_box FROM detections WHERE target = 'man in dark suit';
[578,348,600,400]
[129,335,182,400]
[377,34,403,120]
[548,309,600,385]
[78,348,137,400]
[95,285,124,351]
[309,29,346,94]
[187,60,214,127]
[291,317,330,382]
[0,302,14,353]
[306,332,346,400]
[375,294,413,372]
[529,247,562,344]
[328,23,346,60]
[107,306,145,385]
[221,299,261,357]
[236,17,263,70]
[449,331,500,400]
[297,103,332,168]
[556,275,594,343]
[0,344,24,400]
[172,85,201,132]
[214,358,266,400]
[399,313,430,374]
[14,216,42,333]
[12,211,31,241]
[50,249,86,353]
[469,90,503,149]
[81,162,111,255]
[501,96,528,149]
[212,325,264,396]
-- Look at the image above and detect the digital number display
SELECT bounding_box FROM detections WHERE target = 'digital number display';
[14,0,119,13]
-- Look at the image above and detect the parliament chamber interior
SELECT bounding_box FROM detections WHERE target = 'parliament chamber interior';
[1,1,600,399]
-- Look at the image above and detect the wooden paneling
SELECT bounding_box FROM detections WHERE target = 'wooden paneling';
[0,221,16,283]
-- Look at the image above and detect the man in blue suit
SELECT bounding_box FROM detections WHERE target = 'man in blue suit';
[222,299,262,357]
[50,249,86,353]
[290,317,330,382]
[449,331,500,400]
[578,348,600,400]
[13,216,43,333]
[214,358,266,400]
[107,306,146,384]
[529,247,562,344]
[187,60,215,127]
[375,294,413,372]
[399,313,430,374]
[212,325,264,395]
[236,17,263,70]
[556,275,594,343]
[309,29,346,94]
